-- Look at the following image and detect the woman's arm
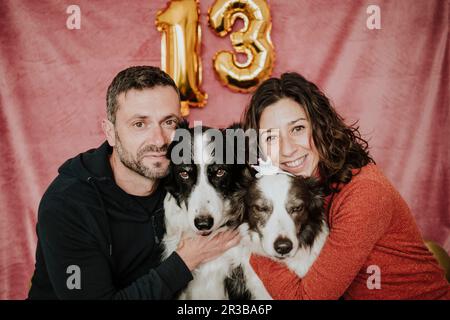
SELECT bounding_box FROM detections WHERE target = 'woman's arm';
[250,179,393,299]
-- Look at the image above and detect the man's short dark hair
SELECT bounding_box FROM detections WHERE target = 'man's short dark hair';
[106,66,179,123]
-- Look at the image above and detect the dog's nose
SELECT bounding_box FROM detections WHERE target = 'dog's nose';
[194,216,214,231]
[274,238,293,255]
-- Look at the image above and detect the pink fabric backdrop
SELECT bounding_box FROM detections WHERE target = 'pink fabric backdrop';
[0,0,448,299]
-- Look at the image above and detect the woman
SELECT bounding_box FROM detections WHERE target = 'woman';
[242,72,450,299]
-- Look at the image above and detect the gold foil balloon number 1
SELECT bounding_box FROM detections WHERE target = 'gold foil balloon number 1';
[156,0,206,116]
[156,0,274,115]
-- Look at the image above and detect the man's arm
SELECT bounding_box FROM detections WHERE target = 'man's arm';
[37,195,192,300]
[250,180,393,299]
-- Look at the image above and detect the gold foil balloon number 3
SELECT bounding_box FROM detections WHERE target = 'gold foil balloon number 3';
[209,0,274,93]
[156,0,274,116]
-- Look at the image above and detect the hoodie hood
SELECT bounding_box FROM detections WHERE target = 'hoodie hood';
[58,141,114,181]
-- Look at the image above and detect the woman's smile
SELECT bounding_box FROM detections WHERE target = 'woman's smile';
[281,154,307,168]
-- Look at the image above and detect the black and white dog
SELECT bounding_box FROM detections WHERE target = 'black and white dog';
[162,123,253,299]
[162,123,329,299]
[243,171,329,279]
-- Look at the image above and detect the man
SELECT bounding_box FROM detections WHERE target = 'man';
[28,66,240,299]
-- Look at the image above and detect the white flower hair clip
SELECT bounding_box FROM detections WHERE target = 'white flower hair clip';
[251,157,295,178]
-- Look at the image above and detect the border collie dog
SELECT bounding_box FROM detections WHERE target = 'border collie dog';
[243,173,329,279]
[162,124,251,299]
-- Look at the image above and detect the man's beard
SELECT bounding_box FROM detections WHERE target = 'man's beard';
[114,130,169,179]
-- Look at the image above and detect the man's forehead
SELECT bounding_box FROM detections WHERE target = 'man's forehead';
[116,87,181,120]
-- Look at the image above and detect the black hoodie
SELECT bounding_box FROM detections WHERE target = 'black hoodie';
[28,141,193,299]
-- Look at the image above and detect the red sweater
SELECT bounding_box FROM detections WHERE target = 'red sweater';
[250,164,450,299]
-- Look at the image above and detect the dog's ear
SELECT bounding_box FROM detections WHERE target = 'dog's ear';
[304,177,325,217]
[228,166,253,224]
[163,119,190,206]
[162,164,176,195]
[162,163,186,208]
[228,165,258,225]
[242,165,254,181]
[162,142,181,204]
[177,118,189,130]
[296,177,326,247]
[167,119,191,161]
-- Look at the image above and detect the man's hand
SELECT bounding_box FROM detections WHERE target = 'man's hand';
[176,229,241,271]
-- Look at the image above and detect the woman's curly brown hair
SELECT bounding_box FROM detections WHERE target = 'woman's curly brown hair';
[242,72,374,194]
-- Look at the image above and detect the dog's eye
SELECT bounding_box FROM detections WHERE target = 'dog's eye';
[291,204,304,213]
[253,205,269,212]
[216,169,226,177]
[179,171,189,180]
